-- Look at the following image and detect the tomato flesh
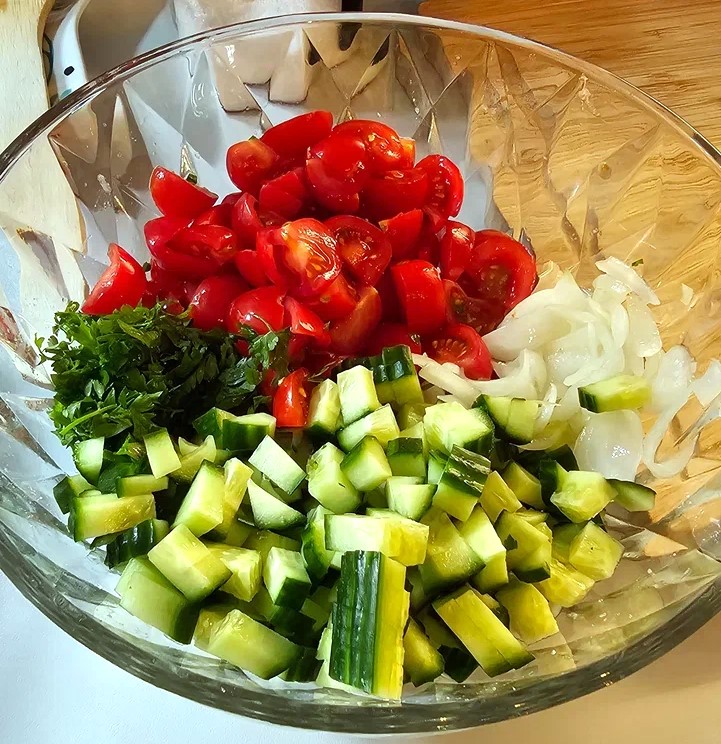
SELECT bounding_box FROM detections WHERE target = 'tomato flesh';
[305,158,360,214]
[440,221,475,282]
[284,296,330,346]
[149,167,217,219]
[362,169,429,221]
[307,274,358,322]
[391,260,446,335]
[379,209,423,262]
[226,138,279,195]
[227,285,285,336]
[329,286,382,354]
[416,155,463,218]
[309,133,370,191]
[326,215,392,286]
[427,323,493,380]
[333,120,404,174]
[273,368,311,427]
[168,224,238,266]
[144,215,189,252]
[366,323,421,356]
[444,279,504,336]
[232,192,283,249]
[261,111,334,166]
[259,168,309,220]
[82,244,148,315]
[189,274,248,331]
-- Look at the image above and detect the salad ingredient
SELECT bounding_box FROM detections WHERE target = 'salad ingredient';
[416,155,464,218]
[149,166,217,218]
[82,245,148,316]
[392,260,446,335]
[226,138,279,194]
[189,274,248,331]
[427,323,493,380]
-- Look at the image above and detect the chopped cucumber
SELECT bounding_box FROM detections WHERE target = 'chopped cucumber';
[172,435,217,483]
[172,461,225,537]
[106,518,168,568]
[282,647,323,683]
[366,508,430,566]
[221,520,254,548]
[143,429,181,478]
[457,505,506,565]
[608,479,656,511]
[403,618,445,686]
[117,557,200,643]
[204,542,261,601]
[397,402,429,430]
[247,480,305,531]
[433,446,490,521]
[337,365,381,425]
[263,547,312,609]
[72,436,105,484]
[337,404,400,452]
[325,514,404,563]
[477,591,509,625]
[554,521,624,580]
[246,586,318,645]
[341,436,392,491]
[550,470,616,522]
[424,402,494,456]
[535,557,595,607]
[148,524,231,601]
[301,505,336,582]
[496,579,559,644]
[502,462,543,509]
[427,452,447,485]
[442,646,479,682]
[386,437,426,479]
[207,609,301,679]
[579,374,651,412]
[53,473,92,514]
[479,396,541,445]
[249,435,306,494]
[193,602,236,651]
[329,551,409,699]
[306,379,341,439]
[194,409,276,452]
[471,553,509,594]
[306,442,361,514]
[480,470,522,522]
[69,493,155,542]
[208,458,253,540]
[538,458,568,512]
[244,530,300,560]
[386,477,434,521]
[116,474,169,498]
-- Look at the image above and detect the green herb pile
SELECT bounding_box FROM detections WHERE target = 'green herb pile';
[38,302,288,448]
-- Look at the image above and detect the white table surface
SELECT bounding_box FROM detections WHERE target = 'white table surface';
[2,568,721,744]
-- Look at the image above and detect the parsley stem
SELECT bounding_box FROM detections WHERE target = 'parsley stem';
[58,405,115,437]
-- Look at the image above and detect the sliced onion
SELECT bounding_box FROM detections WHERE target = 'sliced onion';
[482,307,572,361]
[551,387,581,423]
[609,302,629,347]
[417,360,478,407]
[642,395,698,479]
[693,360,721,406]
[650,345,696,411]
[573,410,643,480]
[534,383,558,435]
[596,257,660,306]
[592,273,631,304]
[625,294,662,358]
[502,271,587,320]
[476,350,547,400]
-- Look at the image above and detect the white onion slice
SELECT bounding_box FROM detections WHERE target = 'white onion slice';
[482,308,571,361]
[573,410,644,480]
[502,271,587,320]
[534,384,558,434]
[642,396,698,479]
[650,345,696,411]
[693,360,721,407]
[596,257,660,306]
[625,294,662,358]
[417,361,478,407]
[476,350,547,400]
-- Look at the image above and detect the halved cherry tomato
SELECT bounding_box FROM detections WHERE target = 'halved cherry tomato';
[232,193,283,249]
[259,168,309,220]
[144,215,189,252]
[256,228,290,289]
[325,215,392,286]
[304,351,347,378]
[427,323,493,380]
[149,167,217,219]
[273,218,341,298]
[444,279,504,335]
[309,133,370,191]
[416,225,441,265]
[193,203,233,228]
[273,368,312,427]
[188,274,248,331]
[333,120,404,174]
[82,244,148,315]
[440,221,475,282]
[399,137,416,169]
[365,323,422,356]
[288,336,308,365]
[424,206,448,235]
[260,111,334,166]
[464,230,537,311]
[307,273,358,321]
[234,249,269,287]
[306,158,360,214]
[148,241,220,278]
[379,209,424,261]
[168,224,238,264]
[221,192,243,207]
[226,138,279,195]
[391,259,445,335]
[284,296,330,346]
[376,271,402,322]
[328,286,382,354]
[416,154,463,218]
[146,261,196,306]
[227,285,285,335]
[362,169,429,221]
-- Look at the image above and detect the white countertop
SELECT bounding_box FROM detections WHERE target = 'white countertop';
[2,569,721,744]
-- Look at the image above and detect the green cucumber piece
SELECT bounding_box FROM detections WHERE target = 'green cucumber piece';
[608,479,656,511]
[502,462,544,509]
[496,579,559,644]
[341,436,392,492]
[249,435,306,494]
[433,446,490,521]
[105,518,168,567]
[365,508,430,566]
[172,460,225,537]
[171,435,217,484]
[221,520,255,548]
[457,505,506,565]
[386,437,426,479]
[555,521,624,581]
[143,429,181,478]
[403,618,445,686]
[53,474,92,514]
[470,553,509,594]
[97,459,145,495]
[550,470,616,522]
[480,470,522,522]
[535,557,595,607]
[306,379,341,439]
[69,493,155,542]
[116,474,168,498]
[193,602,236,651]
[386,477,434,521]
[204,542,261,601]
[337,404,400,452]
[424,402,494,456]
[427,452,447,485]
[301,505,336,583]
[397,402,429,430]
[247,480,305,531]
[72,436,105,484]
[306,442,361,514]
[338,365,381,425]
[263,546,312,609]
[244,530,300,560]
[207,458,253,540]
[579,374,651,412]
[479,396,541,444]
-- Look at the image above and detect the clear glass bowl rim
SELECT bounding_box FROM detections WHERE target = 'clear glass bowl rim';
[2,12,721,734]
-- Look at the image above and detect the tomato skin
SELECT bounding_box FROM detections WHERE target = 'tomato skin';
[362,169,429,221]
[376,271,402,322]
[467,230,537,311]
[333,120,404,174]
[427,323,493,380]
[391,259,446,335]
[443,279,504,335]
[227,285,285,335]
[256,228,290,290]
[261,111,334,166]
[149,167,217,219]
[329,286,382,354]
[284,296,330,346]
[146,261,195,306]
[82,244,148,315]
[168,224,238,265]
[416,154,464,218]
[379,209,424,261]
[307,273,358,321]
[273,368,312,428]
[188,274,248,331]
[309,133,370,191]
[398,138,416,169]
[306,158,360,214]
[325,215,392,286]
[234,249,269,287]
[440,221,475,282]
[144,215,190,252]
[416,224,441,265]
[148,240,220,278]
[231,193,283,249]
[259,168,309,220]
[226,138,279,195]
[365,323,422,356]
[193,203,233,228]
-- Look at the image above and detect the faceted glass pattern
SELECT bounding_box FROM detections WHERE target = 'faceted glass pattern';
[1,13,721,734]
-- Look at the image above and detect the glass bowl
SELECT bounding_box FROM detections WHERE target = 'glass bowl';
[2,12,721,735]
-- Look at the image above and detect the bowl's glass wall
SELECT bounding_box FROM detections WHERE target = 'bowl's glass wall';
[1,14,721,733]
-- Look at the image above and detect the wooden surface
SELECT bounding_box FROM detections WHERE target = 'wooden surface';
[421,0,721,147]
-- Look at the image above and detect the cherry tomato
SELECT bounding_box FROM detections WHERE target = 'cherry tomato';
[234,249,269,287]
[399,137,416,169]
[416,154,463,218]
[427,323,493,380]
[232,193,283,249]
[333,120,404,174]
[376,271,402,322]
[424,206,448,235]
[275,218,341,298]
[260,111,333,166]
[306,158,360,214]
[365,323,422,356]
[221,192,243,207]
[284,296,330,346]
[144,215,189,252]
[304,350,347,378]
[193,203,233,228]
[259,168,309,220]
[146,261,195,306]
[227,286,285,336]
[226,138,279,195]
[325,215,392,286]
[379,209,424,261]
[168,224,238,265]
[188,274,248,331]
[309,133,370,190]
[362,169,429,221]
[82,244,148,315]
[148,240,220,278]
[444,279,504,335]
[307,273,358,321]
[416,224,441,265]
[440,221,475,282]
[149,167,217,219]
[465,230,537,311]
[288,336,309,365]
[256,228,290,289]
[273,368,312,428]
[329,286,382,354]
[391,260,445,335]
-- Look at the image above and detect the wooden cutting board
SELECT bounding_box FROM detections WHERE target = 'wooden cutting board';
[421,0,721,147]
